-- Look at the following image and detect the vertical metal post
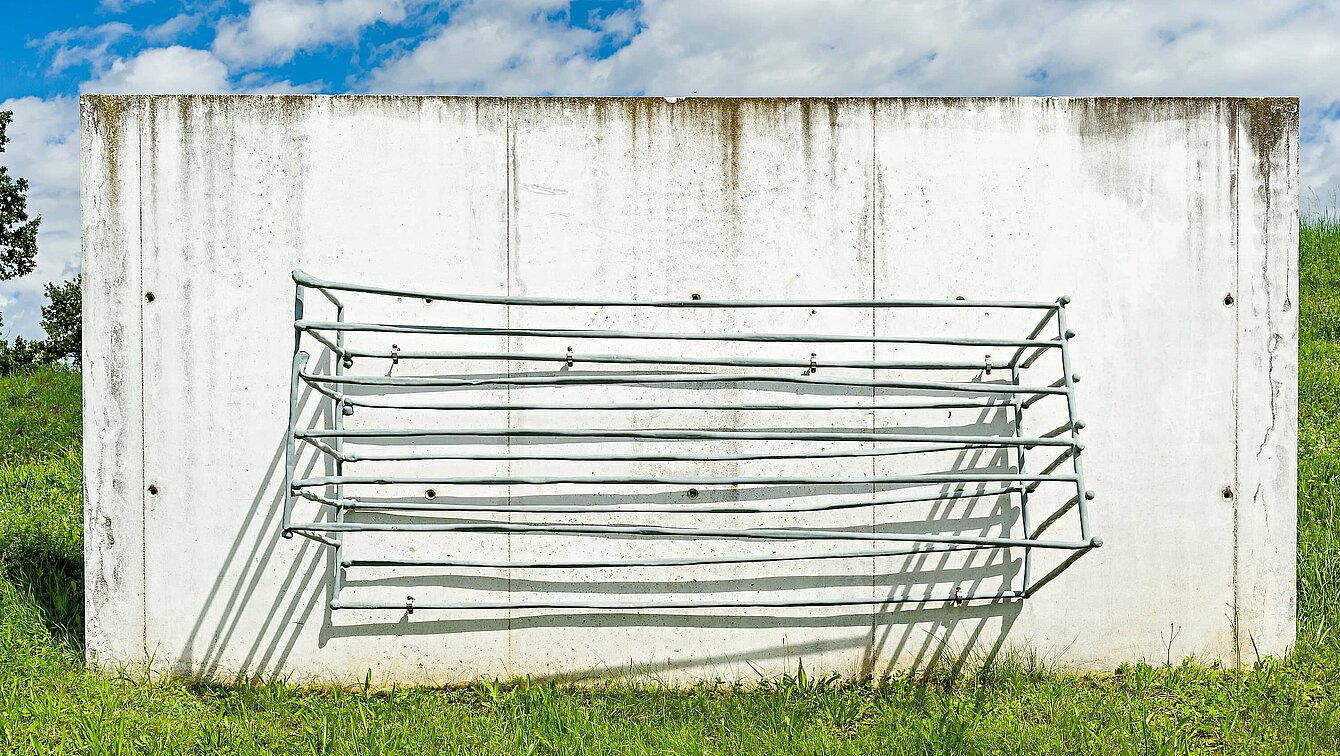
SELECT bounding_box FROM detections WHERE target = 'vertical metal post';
[331,300,348,604]
[283,282,307,538]
[1010,362,1034,596]
[1055,297,1094,542]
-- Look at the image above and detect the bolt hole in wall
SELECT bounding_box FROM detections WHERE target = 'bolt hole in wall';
[145,291,155,303]
[147,484,159,496]
[1224,293,1235,306]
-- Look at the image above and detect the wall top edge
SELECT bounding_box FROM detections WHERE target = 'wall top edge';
[77,94,1300,107]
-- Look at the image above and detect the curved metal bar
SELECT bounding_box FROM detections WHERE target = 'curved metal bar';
[299,484,1019,515]
[296,320,1062,349]
[330,592,1024,611]
[341,347,997,371]
[297,369,1066,395]
[295,426,1078,448]
[287,520,1090,549]
[292,472,1074,488]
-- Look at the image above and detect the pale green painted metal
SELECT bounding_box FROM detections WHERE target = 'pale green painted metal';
[284,270,1102,613]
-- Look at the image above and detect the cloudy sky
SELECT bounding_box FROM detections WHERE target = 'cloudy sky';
[1,0,1337,338]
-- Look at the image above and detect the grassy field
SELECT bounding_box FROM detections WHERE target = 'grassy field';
[2,221,1339,753]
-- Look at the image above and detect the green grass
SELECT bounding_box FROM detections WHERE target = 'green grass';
[4,222,1340,753]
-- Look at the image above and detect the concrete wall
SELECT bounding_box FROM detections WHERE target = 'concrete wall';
[82,95,1298,683]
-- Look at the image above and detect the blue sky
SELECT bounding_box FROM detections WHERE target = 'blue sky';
[1,0,1338,338]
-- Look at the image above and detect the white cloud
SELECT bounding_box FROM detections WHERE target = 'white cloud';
[41,22,135,75]
[144,14,202,44]
[100,0,151,13]
[364,0,612,93]
[213,0,411,66]
[0,97,80,340]
[83,46,232,94]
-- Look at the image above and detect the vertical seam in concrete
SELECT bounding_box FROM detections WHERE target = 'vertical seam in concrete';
[505,100,514,668]
[138,106,149,654]
[1229,100,1242,667]
[868,101,879,654]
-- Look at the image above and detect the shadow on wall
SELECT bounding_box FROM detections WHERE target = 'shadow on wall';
[169,354,1042,682]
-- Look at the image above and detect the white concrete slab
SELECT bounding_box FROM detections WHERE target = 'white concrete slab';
[82,96,1298,683]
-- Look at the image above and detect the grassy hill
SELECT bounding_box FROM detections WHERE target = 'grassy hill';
[2,220,1338,753]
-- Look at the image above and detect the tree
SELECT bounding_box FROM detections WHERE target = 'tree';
[0,109,83,374]
[0,110,39,281]
[39,276,81,367]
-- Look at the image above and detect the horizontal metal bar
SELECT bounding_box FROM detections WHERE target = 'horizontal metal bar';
[295,270,1059,310]
[296,427,1080,448]
[341,539,996,569]
[342,347,997,371]
[334,398,1012,412]
[330,591,1025,611]
[301,485,1020,515]
[299,370,1067,395]
[297,320,1063,349]
[286,521,1091,549]
[333,442,1016,463]
[293,472,1074,488]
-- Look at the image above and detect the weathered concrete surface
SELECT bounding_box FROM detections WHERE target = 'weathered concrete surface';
[82,96,1297,683]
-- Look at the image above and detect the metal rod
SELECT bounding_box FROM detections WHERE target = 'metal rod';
[286,521,1090,549]
[341,347,1003,371]
[329,591,1025,611]
[304,328,348,359]
[341,540,994,569]
[294,269,1057,310]
[1055,298,1093,540]
[282,347,308,538]
[1011,363,1034,596]
[298,369,1067,395]
[300,485,1021,515]
[295,427,1080,448]
[292,472,1076,488]
[297,320,1063,349]
[334,397,1012,412]
[337,444,1031,464]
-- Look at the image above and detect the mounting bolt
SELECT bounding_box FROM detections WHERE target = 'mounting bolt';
[566,347,574,368]
[1089,536,1104,548]
[690,293,702,301]
[425,489,437,500]
[952,585,964,607]
[1071,373,1081,383]
[342,405,354,416]
[406,596,415,615]
[809,353,817,374]
[342,356,354,369]
[390,344,400,366]
[686,488,699,499]
[1084,490,1096,500]
[984,355,992,375]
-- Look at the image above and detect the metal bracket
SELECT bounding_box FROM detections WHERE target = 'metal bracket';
[566,346,574,368]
